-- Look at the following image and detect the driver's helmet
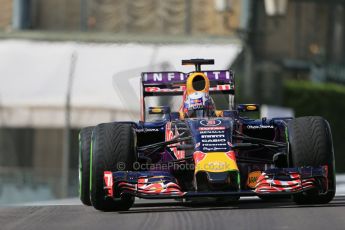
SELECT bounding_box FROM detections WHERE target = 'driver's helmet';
[183,91,216,118]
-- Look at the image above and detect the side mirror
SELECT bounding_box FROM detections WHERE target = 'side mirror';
[149,106,171,114]
[237,104,260,112]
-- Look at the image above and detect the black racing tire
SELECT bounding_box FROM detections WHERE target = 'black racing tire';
[288,116,336,204]
[78,126,94,206]
[90,122,136,211]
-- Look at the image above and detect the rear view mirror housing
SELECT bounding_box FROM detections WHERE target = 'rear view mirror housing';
[237,104,260,112]
[148,106,171,115]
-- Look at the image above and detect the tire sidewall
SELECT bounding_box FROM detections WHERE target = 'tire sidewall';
[79,126,94,206]
[90,122,136,211]
[288,116,336,204]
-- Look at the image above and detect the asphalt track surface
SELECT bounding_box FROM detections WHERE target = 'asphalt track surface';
[1,195,345,230]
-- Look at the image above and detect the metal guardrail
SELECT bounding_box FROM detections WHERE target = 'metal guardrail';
[311,64,345,84]
[337,174,345,195]
[0,31,241,45]
[326,65,345,84]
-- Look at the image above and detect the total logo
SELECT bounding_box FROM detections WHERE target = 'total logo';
[247,171,262,188]
[200,119,222,127]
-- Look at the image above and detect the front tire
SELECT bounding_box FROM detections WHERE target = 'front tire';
[90,122,136,211]
[288,116,336,204]
[79,126,94,206]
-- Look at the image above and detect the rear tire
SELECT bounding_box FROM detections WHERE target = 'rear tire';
[90,122,136,211]
[288,116,336,204]
[79,126,94,206]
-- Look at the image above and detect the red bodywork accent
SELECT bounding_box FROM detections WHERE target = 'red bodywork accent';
[104,171,114,197]
[193,151,206,164]
[226,151,236,161]
[165,122,185,159]
[254,172,322,194]
[118,178,185,196]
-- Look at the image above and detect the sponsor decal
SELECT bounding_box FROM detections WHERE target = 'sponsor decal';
[203,147,227,151]
[136,128,160,132]
[199,126,225,131]
[246,125,274,129]
[143,72,186,82]
[199,123,229,152]
[142,71,231,83]
[201,134,225,138]
[201,139,226,143]
[247,171,262,189]
[190,97,203,107]
[199,130,224,134]
[200,119,222,127]
[203,143,227,146]
[206,161,227,169]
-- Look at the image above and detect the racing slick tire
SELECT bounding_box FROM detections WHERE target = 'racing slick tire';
[78,126,94,206]
[288,116,336,204]
[90,122,136,211]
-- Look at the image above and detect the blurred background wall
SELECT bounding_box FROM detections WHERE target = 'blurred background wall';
[0,0,12,30]
[1,0,241,35]
[0,0,345,203]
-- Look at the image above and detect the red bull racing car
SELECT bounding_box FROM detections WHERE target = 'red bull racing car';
[79,59,336,211]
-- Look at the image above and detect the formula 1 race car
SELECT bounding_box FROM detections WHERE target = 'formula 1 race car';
[79,59,336,211]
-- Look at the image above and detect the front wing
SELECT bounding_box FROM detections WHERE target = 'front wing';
[103,166,328,199]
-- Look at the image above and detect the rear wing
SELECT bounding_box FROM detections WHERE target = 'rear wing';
[141,70,235,97]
